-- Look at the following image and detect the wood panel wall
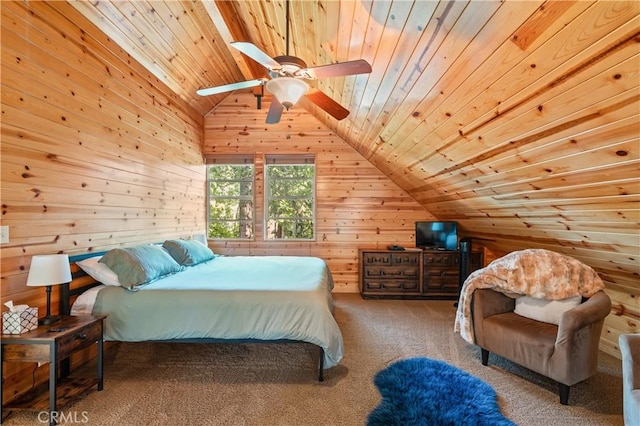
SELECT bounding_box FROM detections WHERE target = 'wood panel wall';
[64,0,638,361]
[349,1,640,359]
[204,92,436,292]
[0,1,633,405]
[0,1,204,403]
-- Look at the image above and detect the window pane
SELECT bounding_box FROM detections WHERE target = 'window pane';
[268,179,312,197]
[265,219,314,239]
[207,164,254,239]
[265,160,315,240]
[267,199,313,218]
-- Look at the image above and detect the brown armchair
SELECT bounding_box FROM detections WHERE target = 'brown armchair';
[471,288,611,405]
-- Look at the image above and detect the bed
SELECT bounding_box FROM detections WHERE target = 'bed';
[62,240,344,381]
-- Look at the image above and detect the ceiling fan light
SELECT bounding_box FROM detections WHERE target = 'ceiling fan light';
[266,77,309,109]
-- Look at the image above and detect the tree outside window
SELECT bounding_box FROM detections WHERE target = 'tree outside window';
[265,155,315,240]
[207,159,254,239]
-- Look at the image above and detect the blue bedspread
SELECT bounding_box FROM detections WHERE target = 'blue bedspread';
[92,256,344,368]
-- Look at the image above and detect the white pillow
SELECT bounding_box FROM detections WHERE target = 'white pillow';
[76,256,122,287]
[514,295,582,325]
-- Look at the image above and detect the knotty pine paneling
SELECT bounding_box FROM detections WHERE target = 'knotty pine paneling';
[354,1,640,360]
[204,93,436,292]
[0,1,205,404]
[0,0,632,381]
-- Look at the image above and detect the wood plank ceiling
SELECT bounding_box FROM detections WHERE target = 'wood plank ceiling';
[69,1,639,293]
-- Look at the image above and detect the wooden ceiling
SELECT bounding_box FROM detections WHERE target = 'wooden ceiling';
[68,1,639,289]
[70,1,633,126]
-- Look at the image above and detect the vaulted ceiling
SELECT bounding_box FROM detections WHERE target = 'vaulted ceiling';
[69,1,639,290]
[71,1,637,136]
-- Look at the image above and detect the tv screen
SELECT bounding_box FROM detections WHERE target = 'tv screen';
[415,221,458,250]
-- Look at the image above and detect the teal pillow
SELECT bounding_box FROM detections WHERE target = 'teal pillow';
[99,245,183,289]
[162,239,215,266]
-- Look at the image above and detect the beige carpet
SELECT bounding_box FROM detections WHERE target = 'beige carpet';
[4,294,623,425]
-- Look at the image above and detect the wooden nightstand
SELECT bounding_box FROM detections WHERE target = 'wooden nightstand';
[0,315,104,425]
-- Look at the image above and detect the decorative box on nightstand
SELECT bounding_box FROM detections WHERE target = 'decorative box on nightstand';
[2,307,38,334]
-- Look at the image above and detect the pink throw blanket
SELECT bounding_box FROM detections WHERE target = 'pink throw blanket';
[454,249,605,344]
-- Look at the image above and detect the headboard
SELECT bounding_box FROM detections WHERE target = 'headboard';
[60,251,108,315]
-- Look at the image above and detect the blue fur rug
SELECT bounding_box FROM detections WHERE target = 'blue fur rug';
[367,357,515,426]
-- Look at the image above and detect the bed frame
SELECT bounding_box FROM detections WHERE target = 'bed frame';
[61,251,326,381]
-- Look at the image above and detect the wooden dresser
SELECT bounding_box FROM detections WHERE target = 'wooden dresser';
[359,249,483,299]
[359,250,421,296]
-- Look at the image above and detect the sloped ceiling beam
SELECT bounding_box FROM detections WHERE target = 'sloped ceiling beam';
[199,0,265,82]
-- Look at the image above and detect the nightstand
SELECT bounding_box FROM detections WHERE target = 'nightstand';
[0,315,104,425]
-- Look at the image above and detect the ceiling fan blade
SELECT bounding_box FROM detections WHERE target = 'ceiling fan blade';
[305,88,350,121]
[230,42,282,70]
[196,79,265,97]
[266,97,284,124]
[300,59,372,79]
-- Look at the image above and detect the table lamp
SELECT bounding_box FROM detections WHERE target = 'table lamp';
[26,254,72,325]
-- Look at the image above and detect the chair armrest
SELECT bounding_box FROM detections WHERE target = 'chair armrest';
[549,291,611,385]
[556,291,611,344]
[620,333,640,390]
[619,333,640,425]
[471,288,515,319]
[471,289,514,345]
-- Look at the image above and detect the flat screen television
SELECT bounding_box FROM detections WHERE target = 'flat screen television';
[415,221,458,250]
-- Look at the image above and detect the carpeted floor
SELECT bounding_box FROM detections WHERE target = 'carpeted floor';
[3,294,623,425]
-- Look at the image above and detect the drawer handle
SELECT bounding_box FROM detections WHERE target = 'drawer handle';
[76,333,88,341]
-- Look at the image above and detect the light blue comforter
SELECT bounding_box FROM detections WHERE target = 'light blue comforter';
[92,256,344,368]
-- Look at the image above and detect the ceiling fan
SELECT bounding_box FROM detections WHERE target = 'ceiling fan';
[197,0,372,124]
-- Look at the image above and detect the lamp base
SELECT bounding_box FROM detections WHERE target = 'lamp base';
[38,315,61,326]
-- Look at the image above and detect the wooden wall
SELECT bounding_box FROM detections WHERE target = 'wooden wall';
[0,1,204,402]
[62,0,638,362]
[204,93,436,292]
[0,1,634,405]
[350,2,640,359]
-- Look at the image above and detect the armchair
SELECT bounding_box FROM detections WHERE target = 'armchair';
[619,333,640,425]
[471,289,611,405]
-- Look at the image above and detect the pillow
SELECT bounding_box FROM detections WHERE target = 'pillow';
[76,256,122,287]
[99,245,183,289]
[514,295,582,325]
[162,239,215,266]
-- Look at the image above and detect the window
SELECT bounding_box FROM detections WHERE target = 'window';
[265,154,315,240]
[206,155,254,239]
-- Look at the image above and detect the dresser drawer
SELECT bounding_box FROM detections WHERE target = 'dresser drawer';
[391,253,420,266]
[423,266,458,276]
[423,252,459,266]
[365,266,418,279]
[364,280,419,292]
[362,252,392,266]
[57,320,103,359]
[423,277,459,292]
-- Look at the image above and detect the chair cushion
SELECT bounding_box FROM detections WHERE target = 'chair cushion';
[514,295,582,325]
[482,312,558,376]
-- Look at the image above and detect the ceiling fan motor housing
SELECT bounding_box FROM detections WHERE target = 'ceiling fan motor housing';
[271,55,308,77]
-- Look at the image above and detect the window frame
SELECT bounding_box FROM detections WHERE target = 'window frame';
[205,155,256,241]
[263,154,316,241]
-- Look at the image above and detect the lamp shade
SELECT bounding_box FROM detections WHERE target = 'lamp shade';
[26,254,72,287]
[266,77,309,109]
